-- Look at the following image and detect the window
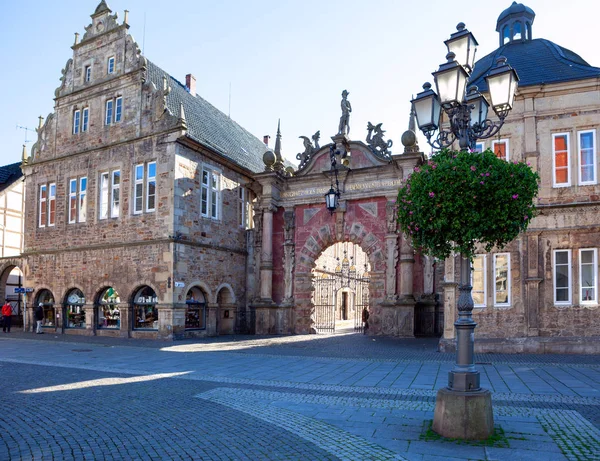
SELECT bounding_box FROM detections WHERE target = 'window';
[146,162,156,212]
[579,249,597,305]
[107,56,115,74]
[578,130,596,185]
[553,133,570,187]
[73,108,89,134]
[133,163,156,215]
[502,25,510,44]
[39,185,47,228]
[133,286,158,330]
[472,255,486,307]
[105,100,113,125]
[73,110,81,134]
[473,142,485,153]
[111,170,120,218]
[239,187,247,228]
[513,22,522,40]
[201,168,220,219]
[492,139,509,161]
[99,172,109,219]
[105,97,123,125]
[69,177,87,224]
[554,249,571,305]
[493,253,511,306]
[48,183,56,226]
[82,108,89,132]
[85,65,91,82]
[97,287,120,330]
[115,97,122,123]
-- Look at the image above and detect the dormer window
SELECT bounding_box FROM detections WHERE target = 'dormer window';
[107,56,115,74]
[85,65,92,82]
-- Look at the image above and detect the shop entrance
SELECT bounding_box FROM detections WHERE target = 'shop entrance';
[311,242,369,334]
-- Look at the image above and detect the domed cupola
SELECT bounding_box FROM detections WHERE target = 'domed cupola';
[496,2,535,46]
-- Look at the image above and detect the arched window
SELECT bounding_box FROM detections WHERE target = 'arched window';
[36,289,55,328]
[65,288,86,329]
[133,286,158,330]
[185,287,206,330]
[502,25,510,45]
[513,22,522,40]
[97,287,120,329]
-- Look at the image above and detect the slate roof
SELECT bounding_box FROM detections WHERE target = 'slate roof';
[146,60,267,174]
[0,162,23,194]
[469,39,600,93]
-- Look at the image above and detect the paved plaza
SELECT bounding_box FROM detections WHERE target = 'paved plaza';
[0,331,599,460]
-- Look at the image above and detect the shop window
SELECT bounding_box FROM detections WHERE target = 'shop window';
[133,286,158,330]
[185,287,206,330]
[579,249,597,305]
[578,130,596,185]
[65,288,86,329]
[97,287,121,329]
[492,139,509,161]
[554,249,572,305]
[471,255,486,307]
[553,133,570,187]
[493,253,511,306]
[36,289,56,328]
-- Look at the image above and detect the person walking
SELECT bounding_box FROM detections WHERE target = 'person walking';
[362,306,369,335]
[35,303,44,334]
[2,300,12,333]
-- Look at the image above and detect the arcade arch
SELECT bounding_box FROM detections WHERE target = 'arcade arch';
[0,262,24,328]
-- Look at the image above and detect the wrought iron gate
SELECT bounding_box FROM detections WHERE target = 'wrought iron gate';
[312,253,369,334]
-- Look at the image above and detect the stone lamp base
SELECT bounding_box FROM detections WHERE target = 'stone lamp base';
[432,387,494,440]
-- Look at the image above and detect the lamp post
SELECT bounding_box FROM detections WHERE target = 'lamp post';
[324,141,349,214]
[411,22,519,440]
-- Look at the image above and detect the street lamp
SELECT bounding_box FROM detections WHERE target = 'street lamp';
[411,22,519,440]
[411,24,519,152]
[324,141,349,214]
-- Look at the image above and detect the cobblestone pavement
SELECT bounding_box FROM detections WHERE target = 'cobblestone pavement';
[0,332,599,460]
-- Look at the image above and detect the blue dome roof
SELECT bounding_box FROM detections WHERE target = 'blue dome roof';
[469,39,600,92]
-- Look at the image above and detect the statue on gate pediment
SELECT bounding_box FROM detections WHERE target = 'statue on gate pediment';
[296,130,321,170]
[366,122,393,159]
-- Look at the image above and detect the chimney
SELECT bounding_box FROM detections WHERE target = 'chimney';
[263,135,270,146]
[185,74,196,97]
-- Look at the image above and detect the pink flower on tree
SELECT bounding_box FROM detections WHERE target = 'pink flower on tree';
[429,192,435,198]
[512,194,519,199]
[470,165,476,171]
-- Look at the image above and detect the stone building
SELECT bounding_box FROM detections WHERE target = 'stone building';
[440,2,600,353]
[19,1,267,339]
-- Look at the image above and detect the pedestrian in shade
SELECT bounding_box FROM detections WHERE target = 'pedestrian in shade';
[35,303,44,334]
[2,300,12,333]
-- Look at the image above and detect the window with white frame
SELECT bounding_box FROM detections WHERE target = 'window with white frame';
[552,133,570,187]
[39,185,47,227]
[38,183,56,227]
[579,249,597,304]
[238,186,248,228]
[107,56,115,74]
[73,108,89,134]
[474,142,485,153]
[493,253,511,306]
[471,255,486,307]
[68,177,87,224]
[492,139,509,161]
[73,110,81,134]
[99,170,121,219]
[201,168,220,219]
[105,97,123,125]
[133,162,156,214]
[554,249,571,305]
[578,130,596,185]
[84,65,92,82]
[111,170,120,218]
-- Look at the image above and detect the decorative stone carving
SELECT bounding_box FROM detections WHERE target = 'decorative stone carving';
[338,90,352,135]
[335,210,345,241]
[296,130,321,170]
[423,255,435,295]
[283,210,295,242]
[385,235,399,302]
[386,202,397,233]
[55,58,73,97]
[366,122,393,158]
[253,206,263,246]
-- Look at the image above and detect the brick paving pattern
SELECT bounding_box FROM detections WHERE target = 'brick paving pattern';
[0,332,599,460]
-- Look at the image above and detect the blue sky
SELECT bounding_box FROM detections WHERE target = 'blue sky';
[1,0,598,166]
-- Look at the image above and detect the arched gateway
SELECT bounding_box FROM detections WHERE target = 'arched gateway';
[250,124,425,337]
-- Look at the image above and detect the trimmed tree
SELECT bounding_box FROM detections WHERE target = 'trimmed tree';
[396,148,539,262]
